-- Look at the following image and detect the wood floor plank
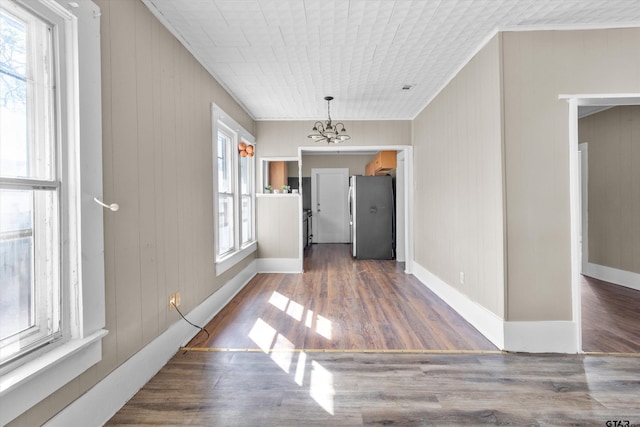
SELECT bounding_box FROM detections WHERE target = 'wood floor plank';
[188,244,497,352]
[581,275,640,353]
[107,351,640,426]
[107,246,640,425]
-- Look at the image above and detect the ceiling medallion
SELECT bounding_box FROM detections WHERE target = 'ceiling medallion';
[307,96,351,144]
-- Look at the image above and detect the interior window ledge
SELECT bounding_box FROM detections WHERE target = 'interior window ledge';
[256,193,300,197]
[0,329,108,426]
[216,241,257,276]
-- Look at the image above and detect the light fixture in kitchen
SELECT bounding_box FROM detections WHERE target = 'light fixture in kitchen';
[307,96,351,144]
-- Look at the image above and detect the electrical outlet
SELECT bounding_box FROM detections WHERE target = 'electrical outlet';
[169,292,181,310]
[459,272,465,285]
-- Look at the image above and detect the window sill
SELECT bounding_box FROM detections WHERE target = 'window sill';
[0,329,108,426]
[257,193,300,197]
[216,241,257,276]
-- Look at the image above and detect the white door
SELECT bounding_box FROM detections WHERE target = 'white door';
[311,168,350,243]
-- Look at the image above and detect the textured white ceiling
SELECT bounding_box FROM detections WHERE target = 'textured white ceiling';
[144,0,640,120]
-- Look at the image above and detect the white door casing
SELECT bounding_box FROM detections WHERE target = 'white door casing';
[396,151,405,262]
[579,143,588,273]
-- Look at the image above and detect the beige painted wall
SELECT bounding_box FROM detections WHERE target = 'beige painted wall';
[9,1,255,425]
[579,106,640,274]
[256,196,300,258]
[299,154,374,177]
[412,34,505,318]
[502,28,640,320]
[256,120,411,158]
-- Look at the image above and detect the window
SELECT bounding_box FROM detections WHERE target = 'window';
[212,105,256,274]
[0,0,105,424]
[217,127,234,255]
[0,0,61,367]
[239,146,253,245]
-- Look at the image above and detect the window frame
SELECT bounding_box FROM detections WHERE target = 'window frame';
[212,103,256,275]
[239,143,254,246]
[0,1,106,424]
[0,0,63,367]
[216,124,236,257]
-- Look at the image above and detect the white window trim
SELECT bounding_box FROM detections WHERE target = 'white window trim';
[0,1,106,425]
[212,103,256,276]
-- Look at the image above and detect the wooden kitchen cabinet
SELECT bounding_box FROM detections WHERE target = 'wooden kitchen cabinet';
[269,161,288,189]
[365,160,375,177]
[366,151,397,176]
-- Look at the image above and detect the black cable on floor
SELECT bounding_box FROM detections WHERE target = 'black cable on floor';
[172,302,210,338]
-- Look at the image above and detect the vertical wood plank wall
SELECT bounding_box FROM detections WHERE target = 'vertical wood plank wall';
[298,154,374,177]
[7,1,255,425]
[256,196,300,259]
[502,28,640,321]
[579,106,640,274]
[412,35,506,319]
[255,120,412,158]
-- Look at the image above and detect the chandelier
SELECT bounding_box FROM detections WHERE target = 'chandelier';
[307,96,351,143]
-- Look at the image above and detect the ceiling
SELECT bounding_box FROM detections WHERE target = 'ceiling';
[143,0,640,121]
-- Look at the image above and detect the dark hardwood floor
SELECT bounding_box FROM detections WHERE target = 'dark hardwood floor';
[107,351,640,426]
[106,245,640,425]
[582,275,640,353]
[187,244,497,351]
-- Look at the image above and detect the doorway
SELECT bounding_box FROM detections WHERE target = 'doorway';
[568,96,640,353]
[311,168,350,243]
[298,145,414,274]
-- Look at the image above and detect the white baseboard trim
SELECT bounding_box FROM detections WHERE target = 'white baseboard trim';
[583,262,640,292]
[256,257,302,273]
[411,261,505,350]
[45,259,258,427]
[411,261,580,353]
[504,321,578,353]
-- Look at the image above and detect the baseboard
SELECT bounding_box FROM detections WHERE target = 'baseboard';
[504,321,578,353]
[411,261,580,353]
[45,259,258,427]
[411,261,505,350]
[583,262,640,292]
[256,257,303,273]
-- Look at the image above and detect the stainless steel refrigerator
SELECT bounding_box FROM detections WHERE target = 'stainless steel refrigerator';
[349,175,395,260]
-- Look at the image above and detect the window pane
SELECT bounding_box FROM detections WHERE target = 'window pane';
[218,195,234,254]
[0,190,33,340]
[0,9,54,181]
[241,195,251,245]
[239,149,250,195]
[217,132,231,193]
[0,188,59,362]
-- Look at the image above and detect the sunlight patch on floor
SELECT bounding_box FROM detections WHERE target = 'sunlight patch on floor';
[316,315,332,340]
[305,310,314,328]
[271,333,295,373]
[248,318,277,353]
[294,352,307,386]
[310,360,335,415]
[286,300,304,321]
[268,291,289,311]
[248,292,337,416]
